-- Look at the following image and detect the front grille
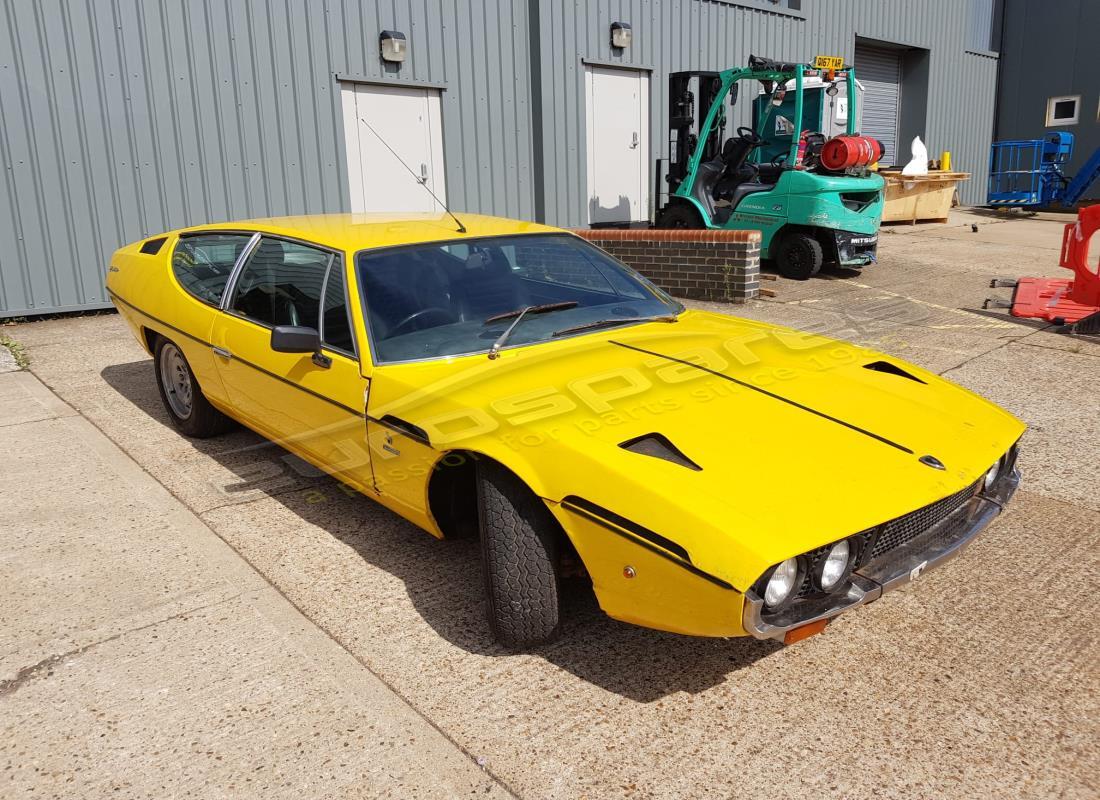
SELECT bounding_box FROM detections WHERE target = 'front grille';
[867,480,980,561]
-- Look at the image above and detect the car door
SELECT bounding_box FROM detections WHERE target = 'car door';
[211,235,374,491]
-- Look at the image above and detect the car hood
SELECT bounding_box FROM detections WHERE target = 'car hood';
[368,310,1024,589]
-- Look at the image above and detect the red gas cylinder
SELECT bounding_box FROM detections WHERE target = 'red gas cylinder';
[820,135,884,171]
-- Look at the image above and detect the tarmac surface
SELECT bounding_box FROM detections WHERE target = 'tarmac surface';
[2,208,1097,798]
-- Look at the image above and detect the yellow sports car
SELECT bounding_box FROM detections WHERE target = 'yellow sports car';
[107,213,1023,649]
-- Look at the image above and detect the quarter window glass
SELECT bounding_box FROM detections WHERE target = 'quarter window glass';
[231,238,331,329]
[172,233,253,305]
[322,262,355,354]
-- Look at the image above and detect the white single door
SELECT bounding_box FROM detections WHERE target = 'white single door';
[341,82,446,213]
[585,66,649,224]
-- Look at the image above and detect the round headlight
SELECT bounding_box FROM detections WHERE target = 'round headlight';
[818,540,851,591]
[764,557,799,609]
[983,460,1001,491]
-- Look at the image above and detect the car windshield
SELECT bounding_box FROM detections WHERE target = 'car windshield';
[356,234,682,363]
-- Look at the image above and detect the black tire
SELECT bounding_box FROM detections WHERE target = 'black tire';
[656,202,703,229]
[153,336,234,438]
[775,232,824,280]
[477,460,561,649]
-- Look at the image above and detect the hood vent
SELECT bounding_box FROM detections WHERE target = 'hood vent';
[863,360,926,384]
[619,433,702,471]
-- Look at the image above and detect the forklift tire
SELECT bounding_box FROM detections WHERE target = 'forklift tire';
[656,203,703,229]
[775,233,823,280]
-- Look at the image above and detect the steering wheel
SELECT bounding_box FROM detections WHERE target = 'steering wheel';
[771,150,789,167]
[387,307,457,337]
[736,126,764,145]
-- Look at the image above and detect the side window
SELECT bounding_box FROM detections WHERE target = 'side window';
[321,261,355,354]
[172,233,254,305]
[230,238,331,329]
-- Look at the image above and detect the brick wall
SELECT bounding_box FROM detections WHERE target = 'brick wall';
[571,229,761,303]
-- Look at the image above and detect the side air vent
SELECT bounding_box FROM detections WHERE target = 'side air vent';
[863,360,926,384]
[619,433,702,471]
[140,236,168,255]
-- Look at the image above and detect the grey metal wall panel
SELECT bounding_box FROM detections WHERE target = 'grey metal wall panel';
[1,0,1000,316]
[0,0,535,316]
[534,0,999,227]
[967,0,995,52]
[996,0,1099,202]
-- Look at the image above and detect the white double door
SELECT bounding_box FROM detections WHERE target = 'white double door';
[585,65,650,225]
[341,82,446,213]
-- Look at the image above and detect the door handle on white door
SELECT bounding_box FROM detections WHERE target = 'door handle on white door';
[418,163,428,184]
[630,132,639,149]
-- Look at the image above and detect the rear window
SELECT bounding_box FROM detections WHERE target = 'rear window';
[172,233,254,305]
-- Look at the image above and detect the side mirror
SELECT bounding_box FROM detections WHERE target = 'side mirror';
[271,325,320,354]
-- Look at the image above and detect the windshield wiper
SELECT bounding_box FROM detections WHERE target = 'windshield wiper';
[552,314,679,338]
[483,301,577,325]
[486,302,579,359]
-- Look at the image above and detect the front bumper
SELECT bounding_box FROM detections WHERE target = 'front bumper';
[742,467,1021,640]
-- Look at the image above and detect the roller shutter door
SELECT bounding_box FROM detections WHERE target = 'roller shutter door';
[855,44,902,166]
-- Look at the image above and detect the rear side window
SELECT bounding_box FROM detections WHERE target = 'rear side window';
[230,237,332,329]
[172,233,254,305]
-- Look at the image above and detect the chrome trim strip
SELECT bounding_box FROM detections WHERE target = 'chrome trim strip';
[742,467,1021,640]
[220,232,263,311]
[317,252,334,343]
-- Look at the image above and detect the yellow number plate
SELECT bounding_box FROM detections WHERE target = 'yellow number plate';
[813,55,844,70]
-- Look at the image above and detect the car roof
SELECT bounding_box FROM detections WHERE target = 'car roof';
[177,212,565,252]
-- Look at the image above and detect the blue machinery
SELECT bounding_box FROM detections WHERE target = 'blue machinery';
[987,132,1100,207]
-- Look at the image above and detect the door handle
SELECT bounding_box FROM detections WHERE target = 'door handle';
[213,346,232,359]
[630,132,639,149]
[418,163,428,184]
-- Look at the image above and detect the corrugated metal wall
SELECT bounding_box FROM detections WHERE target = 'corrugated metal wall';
[1,0,998,316]
[0,0,534,316]
[535,0,999,227]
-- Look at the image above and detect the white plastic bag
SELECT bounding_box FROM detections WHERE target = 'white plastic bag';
[902,136,929,176]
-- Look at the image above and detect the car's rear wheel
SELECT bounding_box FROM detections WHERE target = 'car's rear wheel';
[477,460,561,649]
[775,232,824,280]
[153,337,233,438]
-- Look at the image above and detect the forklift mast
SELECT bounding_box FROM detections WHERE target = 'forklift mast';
[667,71,731,193]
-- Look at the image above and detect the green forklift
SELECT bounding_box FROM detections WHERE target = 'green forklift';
[656,55,885,279]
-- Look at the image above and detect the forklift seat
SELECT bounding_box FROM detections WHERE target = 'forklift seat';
[721,136,757,174]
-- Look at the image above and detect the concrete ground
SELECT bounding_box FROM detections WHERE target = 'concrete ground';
[0,373,510,797]
[2,207,1097,798]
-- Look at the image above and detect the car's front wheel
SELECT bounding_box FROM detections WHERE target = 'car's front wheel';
[153,337,234,438]
[477,461,562,649]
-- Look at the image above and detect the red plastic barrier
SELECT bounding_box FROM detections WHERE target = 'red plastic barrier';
[1011,205,1100,325]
